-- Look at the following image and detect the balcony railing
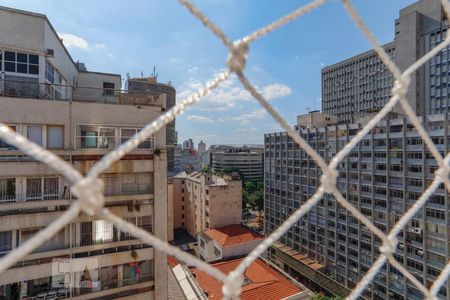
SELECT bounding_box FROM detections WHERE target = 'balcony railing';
[0,78,163,106]
[0,193,64,204]
[76,136,153,150]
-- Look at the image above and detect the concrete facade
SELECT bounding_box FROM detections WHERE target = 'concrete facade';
[209,144,264,181]
[296,111,337,129]
[172,172,242,237]
[265,114,450,299]
[322,0,447,124]
[0,6,168,300]
[126,77,177,172]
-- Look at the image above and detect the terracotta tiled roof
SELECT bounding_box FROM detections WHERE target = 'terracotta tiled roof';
[203,224,263,247]
[191,258,302,300]
[167,256,179,268]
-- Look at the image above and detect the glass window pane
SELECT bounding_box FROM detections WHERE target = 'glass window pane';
[48,126,63,149]
[4,51,15,61]
[17,53,27,63]
[29,55,39,64]
[26,178,42,200]
[0,231,12,253]
[4,62,15,72]
[0,126,16,149]
[93,220,113,243]
[44,177,59,200]
[28,64,39,75]
[27,126,43,146]
[0,178,15,202]
[16,63,27,74]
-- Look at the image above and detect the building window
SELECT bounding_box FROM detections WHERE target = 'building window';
[27,125,43,146]
[0,125,16,150]
[93,220,113,243]
[4,51,39,75]
[26,177,59,201]
[0,178,15,202]
[78,126,116,149]
[47,125,64,149]
[121,128,153,149]
[140,216,152,233]
[0,231,12,254]
[214,246,221,257]
[103,82,115,96]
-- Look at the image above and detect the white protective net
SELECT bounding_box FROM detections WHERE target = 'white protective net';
[1,0,450,299]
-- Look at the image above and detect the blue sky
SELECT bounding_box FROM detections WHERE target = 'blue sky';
[1,0,415,147]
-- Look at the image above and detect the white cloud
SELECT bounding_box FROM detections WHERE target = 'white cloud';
[186,115,214,123]
[94,43,106,49]
[233,108,267,125]
[261,83,292,99]
[177,73,292,112]
[58,33,89,49]
[188,67,199,73]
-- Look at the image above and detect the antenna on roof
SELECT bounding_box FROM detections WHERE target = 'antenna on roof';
[141,71,144,78]
[151,66,159,82]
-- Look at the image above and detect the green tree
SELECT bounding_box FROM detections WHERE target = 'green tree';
[311,293,344,300]
[242,180,264,222]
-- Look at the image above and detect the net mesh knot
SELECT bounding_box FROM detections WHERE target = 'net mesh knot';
[379,236,398,256]
[435,166,450,183]
[222,271,244,299]
[71,177,105,216]
[320,168,338,193]
[227,41,249,73]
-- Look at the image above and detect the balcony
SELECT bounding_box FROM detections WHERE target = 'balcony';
[76,126,154,151]
[0,78,163,107]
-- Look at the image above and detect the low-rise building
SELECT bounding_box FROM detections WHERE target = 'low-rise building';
[191,257,309,300]
[172,171,242,237]
[295,111,337,129]
[197,224,263,262]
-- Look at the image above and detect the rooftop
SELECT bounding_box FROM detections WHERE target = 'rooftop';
[203,224,263,247]
[173,171,235,186]
[191,258,304,300]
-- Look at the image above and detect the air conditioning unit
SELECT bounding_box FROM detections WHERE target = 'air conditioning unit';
[398,243,405,250]
[353,268,358,273]
[374,290,378,295]
[407,228,416,233]
[414,228,422,235]
[417,250,424,256]
[414,272,420,276]
[392,275,399,280]
[46,48,55,57]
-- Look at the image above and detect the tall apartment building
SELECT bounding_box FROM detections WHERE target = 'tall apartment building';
[126,77,177,172]
[172,171,242,237]
[209,144,264,181]
[265,112,450,299]
[0,6,168,299]
[198,140,206,155]
[322,0,447,124]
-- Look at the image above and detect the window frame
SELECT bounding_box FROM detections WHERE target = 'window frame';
[46,125,64,150]
[0,125,17,150]
[26,125,44,147]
